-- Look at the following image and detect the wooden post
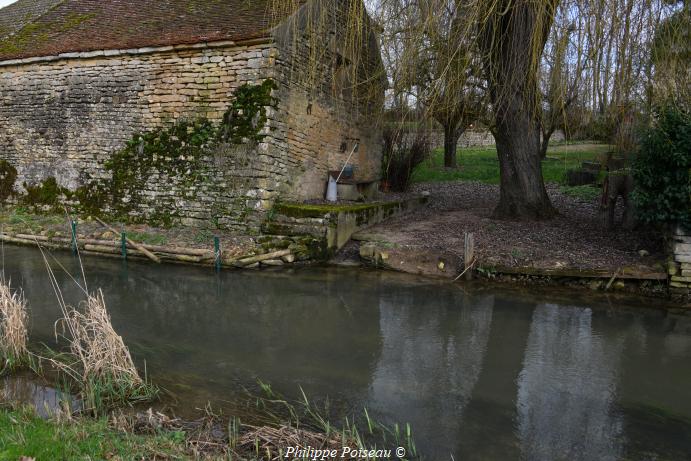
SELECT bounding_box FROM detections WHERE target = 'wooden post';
[464,232,475,281]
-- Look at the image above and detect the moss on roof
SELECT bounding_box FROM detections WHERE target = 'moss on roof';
[0,0,286,62]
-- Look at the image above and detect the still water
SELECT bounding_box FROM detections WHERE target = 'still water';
[3,246,691,460]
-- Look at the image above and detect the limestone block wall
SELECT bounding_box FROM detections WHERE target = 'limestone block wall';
[270,0,386,200]
[0,42,274,189]
[670,226,691,291]
[0,1,386,229]
[0,42,295,230]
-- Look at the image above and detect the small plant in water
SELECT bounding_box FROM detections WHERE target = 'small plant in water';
[0,277,30,371]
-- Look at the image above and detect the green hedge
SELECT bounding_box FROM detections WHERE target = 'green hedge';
[632,106,691,229]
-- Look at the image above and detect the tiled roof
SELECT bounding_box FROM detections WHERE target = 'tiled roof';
[0,0,62,37]
[0,0,284,62]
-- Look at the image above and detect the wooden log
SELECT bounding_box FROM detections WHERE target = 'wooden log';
[0,234,61,250]
[464,232,475,281]
[94,218,161,263]
[233,249,292,267]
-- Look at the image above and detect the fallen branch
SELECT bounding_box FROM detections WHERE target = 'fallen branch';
[233,249,292,267]
[605,269,621,291]
[94,218,161,264]
[454,257,478,282]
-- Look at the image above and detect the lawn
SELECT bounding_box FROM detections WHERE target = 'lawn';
[0,407,188,460]
[412,142,611,201]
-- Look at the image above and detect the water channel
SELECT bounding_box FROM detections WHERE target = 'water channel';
[3,246,691,460]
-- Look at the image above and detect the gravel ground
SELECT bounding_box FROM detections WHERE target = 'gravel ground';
[361,181,665,272]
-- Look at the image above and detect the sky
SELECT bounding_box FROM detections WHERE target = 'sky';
[0,0,15,8]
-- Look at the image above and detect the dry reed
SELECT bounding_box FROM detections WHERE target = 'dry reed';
[39,246,155,411]
[57,289,142,387]
[0,277,29,370]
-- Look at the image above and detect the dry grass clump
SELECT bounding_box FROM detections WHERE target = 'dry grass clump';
[0,278,29,370]
[53,288,157,412]
[60,290,141,387]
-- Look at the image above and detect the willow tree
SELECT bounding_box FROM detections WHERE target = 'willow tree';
[413,1,484,168]
[269,0,680,220]
[478,0,559,219]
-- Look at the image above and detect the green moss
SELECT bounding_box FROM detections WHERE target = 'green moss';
[274,202,388,219]
[218,79,278,144]
[21,177,69,211]
[0,160,17,203]
[70,80,279,227]
[0,13,95,55]
[126,231,168,246]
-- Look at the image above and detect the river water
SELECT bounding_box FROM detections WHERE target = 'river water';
[3,246,691,460]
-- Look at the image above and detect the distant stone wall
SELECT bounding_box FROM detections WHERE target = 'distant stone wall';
[425,129,566,150]
[670,226,691,291]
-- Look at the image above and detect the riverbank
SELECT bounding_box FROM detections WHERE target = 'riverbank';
[350,181,687,304]
[1,174,684,305]
[0,405,191,460]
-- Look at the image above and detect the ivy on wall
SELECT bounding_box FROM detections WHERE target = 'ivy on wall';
[0,160,17,204]
[218,79,278,144]
[75,79,279,224]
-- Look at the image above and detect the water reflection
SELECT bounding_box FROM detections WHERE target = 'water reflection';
[1,374,81,418]
[369,290,493,453]
[517,304,625,461]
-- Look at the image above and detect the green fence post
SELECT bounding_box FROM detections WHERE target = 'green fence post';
[121,232,127,260]
[70,220,78,255]
[214,236,221,272]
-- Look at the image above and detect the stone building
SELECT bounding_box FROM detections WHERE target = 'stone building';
[0,0,385,230]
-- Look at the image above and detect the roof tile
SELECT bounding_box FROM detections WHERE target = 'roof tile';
[0,0,284,62]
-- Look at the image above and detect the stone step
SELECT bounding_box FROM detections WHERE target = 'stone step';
[672,275,691,283]
[675,254,691,263]
[674,243,691,253]
[682,270,691,277]
[670,281,691,289]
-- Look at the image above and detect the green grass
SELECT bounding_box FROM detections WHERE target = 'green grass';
[0,407,188,460]
[126,231,168,246]
[0,207,64,231]
[413,142,612,186]
[558,185,603,202]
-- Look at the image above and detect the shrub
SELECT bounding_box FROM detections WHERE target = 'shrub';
[632,106,691,229]
[382,128,430,192]
[0,160,17,204]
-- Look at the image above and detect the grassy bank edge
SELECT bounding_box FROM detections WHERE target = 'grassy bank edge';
[0,406,189,460]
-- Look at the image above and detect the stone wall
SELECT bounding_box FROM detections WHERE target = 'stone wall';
[271,0,385,199]
[0,0,385,231]
[424,129,566,150]
[670,226,691,291]
[0,42,274,188]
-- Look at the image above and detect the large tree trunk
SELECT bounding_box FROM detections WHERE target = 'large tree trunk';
[494,99,555,219]
[481,0,558,220]
[443,123,463,168]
